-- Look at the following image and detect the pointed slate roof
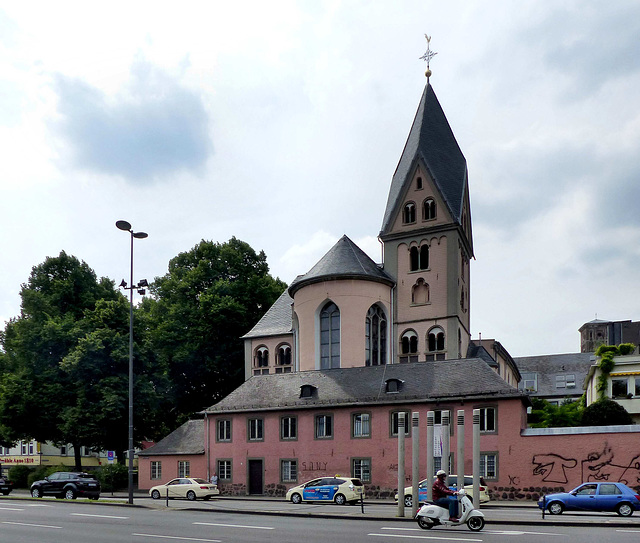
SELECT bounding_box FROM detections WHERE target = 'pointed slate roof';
[380,84,468,236]
[288,235,394,297]
[242,290,293,339]
[203,358,527,414]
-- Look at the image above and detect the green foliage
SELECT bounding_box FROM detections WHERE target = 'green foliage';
[7,465,33,488]
[582,398,633,426]
[594,343,637,400]
[96,463,128,492]
[618,343,636,355]
[0,252,166,463]
[142,237,287,425]
[528,398,584,428]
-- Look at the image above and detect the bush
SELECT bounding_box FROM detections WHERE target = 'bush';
[8,466,34,488]
[582,399,633,426]
[96,464,129,492]
[618,343,636,355]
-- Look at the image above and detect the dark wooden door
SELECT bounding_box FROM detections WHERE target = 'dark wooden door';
[248,459,263,495]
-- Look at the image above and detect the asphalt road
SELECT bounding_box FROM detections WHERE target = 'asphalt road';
[1,497,640,543]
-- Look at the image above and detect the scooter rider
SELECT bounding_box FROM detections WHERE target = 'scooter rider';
[432,470,459,521]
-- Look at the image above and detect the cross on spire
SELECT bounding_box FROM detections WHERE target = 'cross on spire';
[419,34,438,81]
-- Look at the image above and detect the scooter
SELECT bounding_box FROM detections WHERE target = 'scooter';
[415,489,485,531]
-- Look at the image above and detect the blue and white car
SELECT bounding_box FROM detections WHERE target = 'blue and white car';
[286,477,364,505]
[538,482,640,517]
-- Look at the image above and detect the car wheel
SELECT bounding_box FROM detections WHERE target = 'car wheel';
[404,494,413,507]
[186,490,197,501]
[416,517,433,530]
[290,493,302,504]
[548,501,564,515]
[617,503,634,517]
[151,489,161,500]
[31,488,42,498]
[467,516,485,531]
[334,493,346,505]
[64,488,76,500]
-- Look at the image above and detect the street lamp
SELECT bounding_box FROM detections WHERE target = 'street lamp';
[116,220,148,505]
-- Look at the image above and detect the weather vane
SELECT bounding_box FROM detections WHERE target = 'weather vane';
[419,34,438,81]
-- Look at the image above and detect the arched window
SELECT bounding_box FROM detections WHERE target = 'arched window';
[427,327,445,360]
[253,346,269,375]
[409,244,429,271]
[458,329,462,359]
[320,302,340,369]
[416,177,423,190]
[255,346,269,367]
[400,330,418,364]
[403,202,416,224]
[423,198,436,220]
[276,344,292,374]
[365,305,387,366]
[411,279,429,305]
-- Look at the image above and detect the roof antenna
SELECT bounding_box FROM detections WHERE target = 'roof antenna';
[419,34,438,83]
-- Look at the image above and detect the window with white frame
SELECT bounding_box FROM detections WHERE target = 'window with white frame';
[248,418,264,441]
[352,458,371,483]
[555,375,566,388]
[352,413,371,438]
[612,377,629,398]
[480,453,497,479]
[151,461,162,480]
[315,414,333,439]
[178,461,190,477]
[478,407,496,433]
[281,459,298,483]
[566,374,576,388]
[520,372,538,393]
[217,419,231,442]
[280,416,297,440]
[218,459,232,481]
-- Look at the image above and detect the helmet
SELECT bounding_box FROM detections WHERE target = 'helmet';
[436,470,446,477]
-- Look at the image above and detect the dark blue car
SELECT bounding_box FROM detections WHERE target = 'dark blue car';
[538,482,640,517]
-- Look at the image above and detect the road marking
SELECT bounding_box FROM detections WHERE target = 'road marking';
[193,521,275,530]
[484,530,565,536]
[70,512,129,519]
[369,534,482,542]
[133,535,221,542]
[617,530,640,533]
[2,521,62,529]
[0,506,24,511]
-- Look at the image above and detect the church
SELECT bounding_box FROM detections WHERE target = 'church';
[139,73,535,497]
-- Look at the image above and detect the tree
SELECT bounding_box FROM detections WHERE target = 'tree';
[528,397,584,428]
[142,237,286,425]
[581,398,633,426]
[0,252,165,468]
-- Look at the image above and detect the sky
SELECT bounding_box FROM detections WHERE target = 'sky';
[1,0,639,358]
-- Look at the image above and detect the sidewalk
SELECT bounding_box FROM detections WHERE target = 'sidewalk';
[5,490,640,527]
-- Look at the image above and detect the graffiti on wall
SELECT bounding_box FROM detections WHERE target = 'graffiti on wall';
[532,442,640,487]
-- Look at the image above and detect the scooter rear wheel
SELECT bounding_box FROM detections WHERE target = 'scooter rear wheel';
[416,517,434,530]
[467,516,485,531]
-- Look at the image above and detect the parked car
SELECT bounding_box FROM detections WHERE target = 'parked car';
[286,476,364,505]
[30,471,101,500]
[396,475,490,507]
[538,482,640,516]
[0,476,14,496]
[149,478,219,501]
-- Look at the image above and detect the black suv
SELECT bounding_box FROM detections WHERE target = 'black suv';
[0,476,14,495]
[30,471,101,500]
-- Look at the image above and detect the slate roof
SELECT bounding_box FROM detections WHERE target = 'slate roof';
[514,352,595,398]
[139,419,204,456]
[380,84,470,247]
[288,235,394,296]
[242,290,293,339]
[203,358,526,414]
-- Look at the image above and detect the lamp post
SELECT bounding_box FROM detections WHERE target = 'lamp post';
[116,220,148,505]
